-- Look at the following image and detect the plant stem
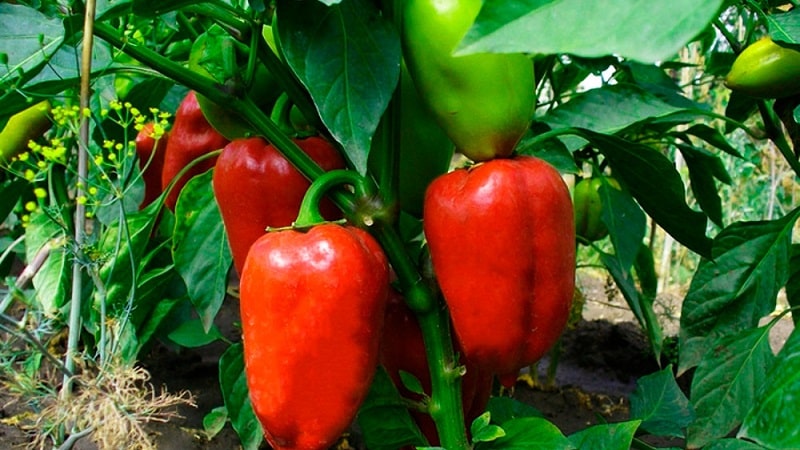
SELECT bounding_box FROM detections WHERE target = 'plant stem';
[62,0,96,400]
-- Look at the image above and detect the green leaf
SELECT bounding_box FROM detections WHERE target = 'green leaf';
[399,370,425,396]
[539,84,696,151]
[686,324,776,448]
[475,417,573,450]
[676,144,729,227]
[567,420,641,450]
[786,244,800,327]
[24,209,69,314]
[0,4,64,84]
[167,318,224,348]
[357,366,427,450]
[471,412,506,443]
[276,0,401,174]
[219,343,264,450]
[203,406,228,440]
[486,396,544,425]
[679,209,800,372]
[601,183,646,271]
[683,123,742,158]
[767,8,800,44]
[172,170,231,332]
[601,252,663,360]
[586,131,712,258]
[704,438,767,450]
[630,366,694,439]
[135,297,181,353]
[456,0,724,63]
[97,206,157,316]
[740,327,800,448]
[0,179,26,222]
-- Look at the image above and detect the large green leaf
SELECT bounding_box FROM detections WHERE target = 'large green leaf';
[456,0,724,63]
[475,417,573,450]
[219,343,264,450]
[171,170,231,332]
[601,183,646,272]
[767,8,800,44]
[97,206,158,315]
[567,421,640,450]
[679,209,800,373]
[0,4,64,86]
[686,325,776,448]
[740,327,800,448]
[276,0,400,174]
[629,366,694,439]
[539,84,696,151]
[356,367,427,450]
[24,209,69,315]
[676,144,729,228]
[786,244,800,327]
[586,131,712,257]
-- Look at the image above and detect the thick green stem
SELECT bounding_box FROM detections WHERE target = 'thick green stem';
[294,170,370,228]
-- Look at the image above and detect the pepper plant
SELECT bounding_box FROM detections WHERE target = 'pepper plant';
[2,0,800,449]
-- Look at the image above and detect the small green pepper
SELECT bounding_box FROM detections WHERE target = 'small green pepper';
[725,37,800,99]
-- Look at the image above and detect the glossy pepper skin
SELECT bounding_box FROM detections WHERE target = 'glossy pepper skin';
[424,156,575,385]
[212,136,346,276]
[380,291,492,447]
[726,37,800,99]
[573,176,620,243]
[402,0,535,162]
[0,100,51,162]
[161,91,230,210]
[240,224,390,450]
[135,122,168,208]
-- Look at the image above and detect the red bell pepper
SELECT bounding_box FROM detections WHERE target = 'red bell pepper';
[423,156,575,386]
[240,223,390,450]
[134,122,168,208]
[161,91,229,210]
[212,136,346,276]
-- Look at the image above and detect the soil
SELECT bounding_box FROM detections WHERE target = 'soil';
[0,274,794,449]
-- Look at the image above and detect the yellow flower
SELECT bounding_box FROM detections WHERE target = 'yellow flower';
[24,201,37,212]
[34,188,47,199]
[24,169,35,181]
[76,196,87,205]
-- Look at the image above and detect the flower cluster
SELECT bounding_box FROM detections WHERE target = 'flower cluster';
[2,100,170,224]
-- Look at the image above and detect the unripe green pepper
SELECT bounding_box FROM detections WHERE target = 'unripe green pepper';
[424,156,575,386]
[402,0,535,161]
[0,100,51,162]
[573,176,620,243]
[725,37,800,99]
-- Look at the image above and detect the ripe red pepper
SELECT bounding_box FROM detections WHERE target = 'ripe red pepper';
[212,136,346,276]
[134,122,168,208]
[380,290,492,446]
[423,156,575,386]
[240,224,390,450]
[161,91,229,210]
